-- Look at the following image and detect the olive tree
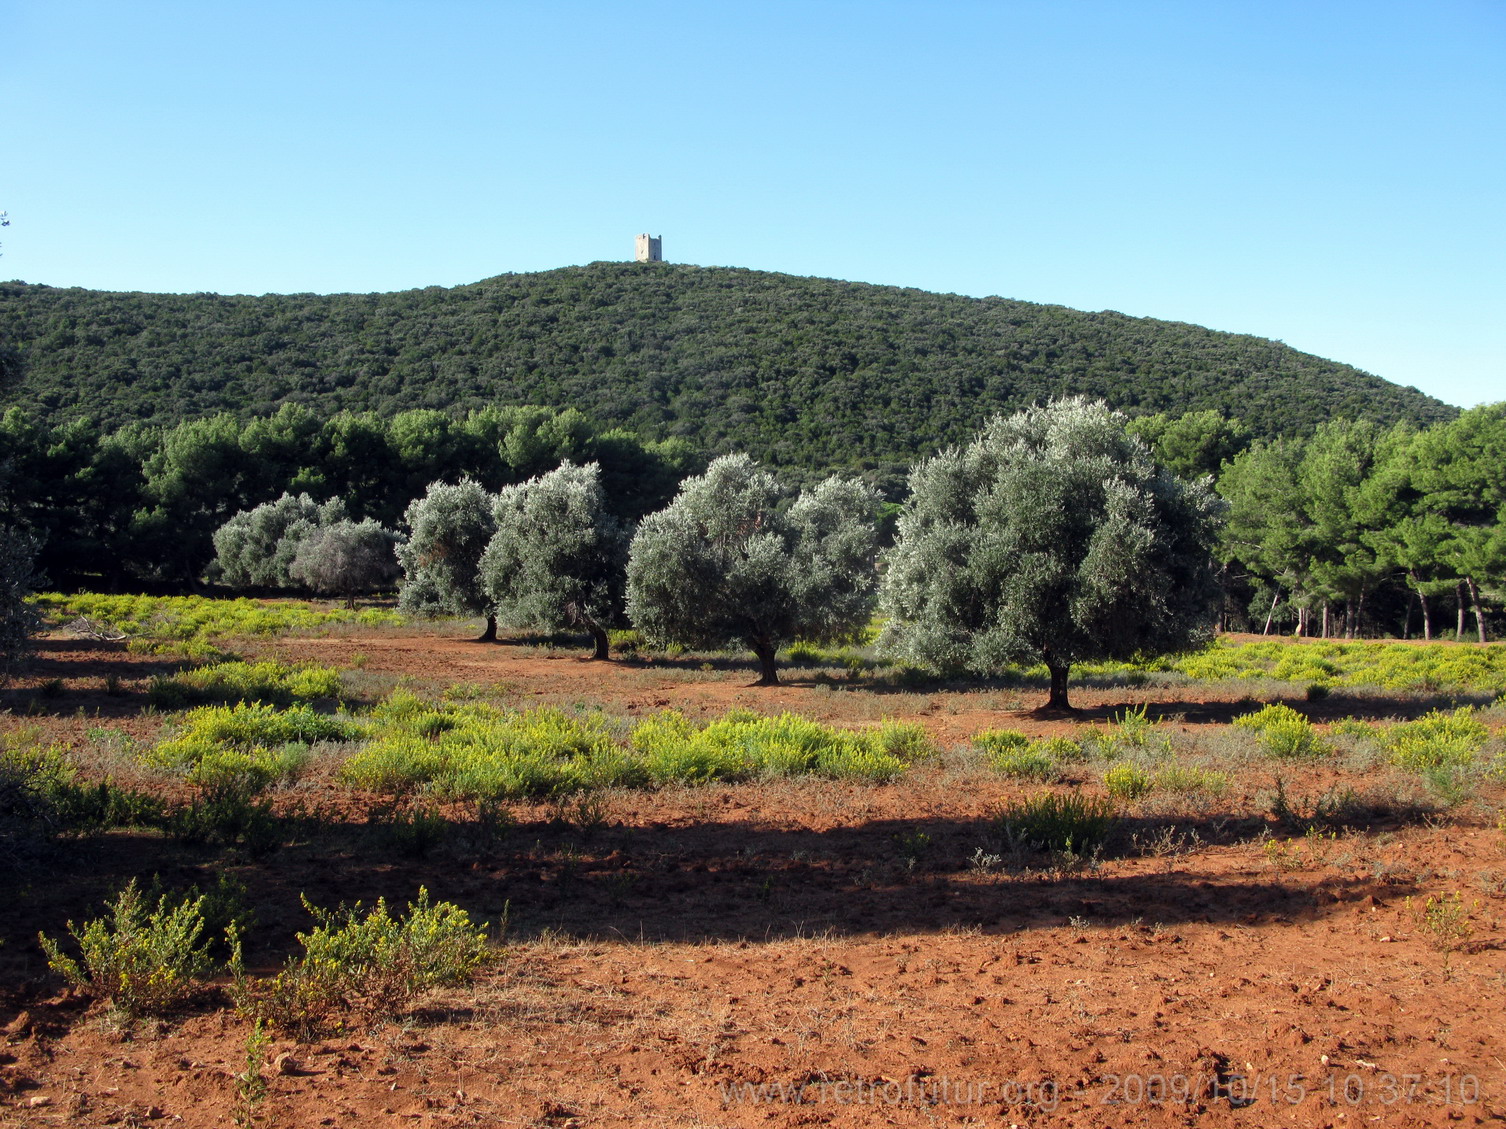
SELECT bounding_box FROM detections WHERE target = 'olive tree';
[880,398,1224,710]
[210,492,347,588]
[625,454,880,685]
[478,462,628,660]
[289,519,401,609]
[396,478,499,640]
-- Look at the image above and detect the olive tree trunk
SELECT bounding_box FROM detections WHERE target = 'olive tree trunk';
[749,637,780,686]
[1043,650,1072,711]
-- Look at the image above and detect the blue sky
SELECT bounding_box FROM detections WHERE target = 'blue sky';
[4,0,1502,407]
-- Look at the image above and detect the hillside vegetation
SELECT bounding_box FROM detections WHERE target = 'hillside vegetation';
[0,263,1453,466]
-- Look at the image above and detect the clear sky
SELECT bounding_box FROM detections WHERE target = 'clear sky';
[4,0,1502,408]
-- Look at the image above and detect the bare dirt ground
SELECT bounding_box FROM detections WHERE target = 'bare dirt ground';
[2,630,1503,1127]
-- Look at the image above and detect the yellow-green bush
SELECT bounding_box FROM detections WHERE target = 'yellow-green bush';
[148,660,344,709]
[975,730,1067,781]
[643,711,908,783]
[974,729,1029,756]
[341,701,914,798]
[1153,765,1229,794]
[238,888,487,1037]
[147,702,365,793]
[1232,703,1329,759]
[34,593,402,647]
[871,720,937,762]
[39,880,216,1017]
[1065,638,1506,695]
[994,790,1116,852]
[1380,708,1490,771]
[1104,763,1152,800]
[343,706,620,798]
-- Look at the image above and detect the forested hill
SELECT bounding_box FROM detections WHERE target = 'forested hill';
[0,262,1454,466]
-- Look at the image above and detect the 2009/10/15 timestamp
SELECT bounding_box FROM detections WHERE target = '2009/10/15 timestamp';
[1099,1072,1482,1107]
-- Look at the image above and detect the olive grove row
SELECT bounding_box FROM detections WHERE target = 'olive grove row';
[207,399,1221,709]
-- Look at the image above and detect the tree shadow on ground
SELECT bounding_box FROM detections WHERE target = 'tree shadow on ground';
[0,797,1444,979]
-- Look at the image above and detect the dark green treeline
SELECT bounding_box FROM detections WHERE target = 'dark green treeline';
[0,404,696,586]
[0,263,1455,474]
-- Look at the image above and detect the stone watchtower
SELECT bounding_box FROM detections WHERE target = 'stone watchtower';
[635,233,663,263]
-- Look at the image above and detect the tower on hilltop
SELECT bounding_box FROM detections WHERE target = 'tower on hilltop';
[635,233,663,263]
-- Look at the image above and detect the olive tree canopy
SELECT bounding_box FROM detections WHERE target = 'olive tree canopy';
[478,462,628,660]
[880,398,1224,710]
[396,478,499,640]
[625,454,880,685]
[289,518,401,609]
[210,492,347,588]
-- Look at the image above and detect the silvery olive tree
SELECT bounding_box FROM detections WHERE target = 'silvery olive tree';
[478,462,628,661]
[289,518,401,609]
[396,478,499,640]
[880,398,1224,711]
[210,492,347,588]
[625,454,881,685]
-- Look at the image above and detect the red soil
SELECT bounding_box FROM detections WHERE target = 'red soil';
[1,631,1502,1127]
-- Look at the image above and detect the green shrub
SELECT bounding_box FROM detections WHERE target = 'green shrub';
[1,739,160,839]
[1104,763,1152,800]
[607,628,642,655]
[367,802,451,857]
[1153,765,1229,795]
[242,888,488,1037]
[1232,703,1329,759]
[145,873,257,959]
[163,701,361,749]
[682,712,905,783]
[342,699,916,798]
[39,880,216,1017]
[167,789,281,855]
[344,705,617,798]
[147,702,362,795]
[35,593,403,648]
[1381,708,1490,771]
[148,661,344,709]
[1109,703,1157,749]
[993,791,1116,852]
[969,734,1066,776]
[989,746,1063,781]
[974,729,1029,756]
[1036,735,1084,761]
[872,720,937,762]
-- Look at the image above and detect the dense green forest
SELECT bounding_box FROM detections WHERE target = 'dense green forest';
[0,404,696,586]
[0,263,1455,470]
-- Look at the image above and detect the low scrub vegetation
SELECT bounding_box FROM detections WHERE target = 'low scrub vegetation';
[993,791,1117,853]
[37,876,487,1033]
[341,699,933,799]
[975,729,1070,781]
[36,593,402,651]
[1378,707,1491,771]
[1,733,159,844]
[236,888,489,1038]
[1232,703,1331,759]
[147,659,344,708]
[38,880,218,1018]
[1172,638,1506,695]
